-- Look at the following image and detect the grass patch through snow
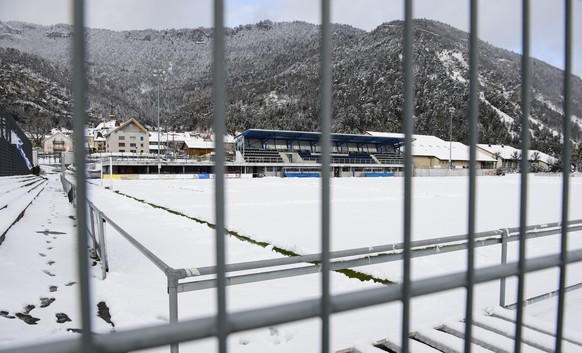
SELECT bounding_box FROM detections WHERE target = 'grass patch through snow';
[114,190,393,285]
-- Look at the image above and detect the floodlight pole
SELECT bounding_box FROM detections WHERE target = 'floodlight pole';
[154,70,163,174]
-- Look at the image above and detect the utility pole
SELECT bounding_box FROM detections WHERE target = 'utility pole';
[153,69,165,174]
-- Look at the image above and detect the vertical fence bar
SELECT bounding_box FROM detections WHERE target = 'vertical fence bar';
[464,1,479,351]
[168,275,179,353]
[96,212,108,279]
[212,0,228,352]
[514,1,531,352]
[499,229,509,307]
[556,0,572,351]
[71,0,93,351]
[401,0,414,351]
[319,0,332,352]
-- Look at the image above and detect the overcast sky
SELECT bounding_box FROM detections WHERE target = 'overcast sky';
[1,0,580,77]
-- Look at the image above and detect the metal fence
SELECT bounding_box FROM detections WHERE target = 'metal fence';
[2,0,578,352]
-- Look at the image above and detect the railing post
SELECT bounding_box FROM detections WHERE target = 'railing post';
[97,212,109,279]
[167,269,184,353]
[88,205,99,258]
[499,228,509,307]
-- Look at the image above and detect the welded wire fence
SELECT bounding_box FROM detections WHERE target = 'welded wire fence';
[1,0,578,353]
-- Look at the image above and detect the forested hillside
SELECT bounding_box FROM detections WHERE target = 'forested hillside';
[1,19,581,156]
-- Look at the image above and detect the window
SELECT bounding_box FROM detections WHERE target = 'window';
[119,136,125,140]
[119,142,125,147]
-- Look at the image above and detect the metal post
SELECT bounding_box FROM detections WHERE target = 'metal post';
[212,1,228,352]
[515,1,531,352]
[100,157,103,187]
[402,1,415,352]
[154,70,163,174]
[97,212,108,279]
[464,1,480,351]
[109,156,113,190]
[168,273,179,353]
[88,206,98,257]
[320,0,332,352]
[71,0,93,350]
[499,228,509,307]
[556,1,572,351]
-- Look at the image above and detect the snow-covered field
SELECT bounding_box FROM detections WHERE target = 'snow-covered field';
[1,172,582,352]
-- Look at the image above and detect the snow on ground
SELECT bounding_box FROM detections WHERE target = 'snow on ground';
[1,172,582,352]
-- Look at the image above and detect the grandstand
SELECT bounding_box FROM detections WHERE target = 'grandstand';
[97,129,405,177]
[234,129,405,177]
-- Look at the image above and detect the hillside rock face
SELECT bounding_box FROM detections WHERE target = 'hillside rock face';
[1,19,580,155]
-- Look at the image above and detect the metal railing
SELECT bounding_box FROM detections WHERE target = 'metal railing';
[53,174,582,353]
[1,0,577,353]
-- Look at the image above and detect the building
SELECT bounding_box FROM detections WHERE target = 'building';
[368,132,496,170]
[235,129,405,177]
[42,132,74,154]
[105,118,149,153]
[85,128,106,153]
[477,144,558,172]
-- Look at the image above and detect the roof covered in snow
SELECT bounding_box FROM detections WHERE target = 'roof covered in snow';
[367,132,495,162]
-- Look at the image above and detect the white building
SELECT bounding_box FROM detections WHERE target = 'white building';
[105,118,149,154]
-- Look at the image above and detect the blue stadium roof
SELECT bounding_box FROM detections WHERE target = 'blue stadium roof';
[235,129,405,147]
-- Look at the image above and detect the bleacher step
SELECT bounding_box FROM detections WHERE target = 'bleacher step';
[338,308,581,353]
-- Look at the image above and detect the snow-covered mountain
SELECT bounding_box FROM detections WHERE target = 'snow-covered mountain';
[1,19,580,156]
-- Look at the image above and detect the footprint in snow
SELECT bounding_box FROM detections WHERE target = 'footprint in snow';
[0,310,16,319]
[43,270,55,277]
[40,298,55,308]
[16,313,40,325]
[15,305,40,325]
[56,313,71,323]
[49,285,58,292]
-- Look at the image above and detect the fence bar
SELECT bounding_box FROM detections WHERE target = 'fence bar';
[402,0,415,351]
[464,1,479,351]
[184,229,502,276]
[505,282,582,310]
[499,228,509,307]
[92,204,172,273]
[319,0,332,352]
[212,0,228,352]
[71,0,93,351]
[168,275,179,353]
[180,220,582,278]
[515,1,531,352]
[556,0,572,351]
[178,222,582,293]
[97,212,108,279]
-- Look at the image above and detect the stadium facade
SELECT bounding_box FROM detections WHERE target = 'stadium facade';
[98,129,406,177]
